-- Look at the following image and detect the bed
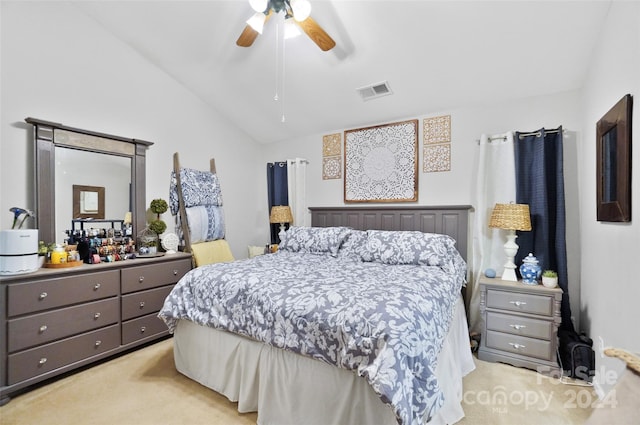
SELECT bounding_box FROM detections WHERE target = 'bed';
[159,206,475,425]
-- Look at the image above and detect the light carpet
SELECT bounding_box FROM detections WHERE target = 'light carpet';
[0,338,595,425]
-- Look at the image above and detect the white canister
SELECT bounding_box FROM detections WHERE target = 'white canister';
[0,229,39,275]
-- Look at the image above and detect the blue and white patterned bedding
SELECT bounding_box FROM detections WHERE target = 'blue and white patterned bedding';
[159,227,467,425]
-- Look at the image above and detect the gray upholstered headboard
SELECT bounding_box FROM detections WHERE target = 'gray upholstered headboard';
[309,205,473,262]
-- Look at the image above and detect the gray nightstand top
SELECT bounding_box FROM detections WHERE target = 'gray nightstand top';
[479,276,563,294]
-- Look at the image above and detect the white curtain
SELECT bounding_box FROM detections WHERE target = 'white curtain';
[468,132,516,333]
[287,158,308,227]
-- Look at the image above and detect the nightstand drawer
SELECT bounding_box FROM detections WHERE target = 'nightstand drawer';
[486,311,553,340]
[486,289,553,316]
[485,330,553,361]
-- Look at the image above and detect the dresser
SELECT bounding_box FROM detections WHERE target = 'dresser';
[0,252,191,405]
[478,276,563,374]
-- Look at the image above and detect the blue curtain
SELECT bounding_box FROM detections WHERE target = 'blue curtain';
[514,127,574,332]
[267,162,288,244]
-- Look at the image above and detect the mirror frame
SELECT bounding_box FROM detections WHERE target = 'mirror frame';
[25,117,153,243]
[596,94,633,222]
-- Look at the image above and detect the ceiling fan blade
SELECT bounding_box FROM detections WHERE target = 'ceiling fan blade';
[236,25,259,47]
[297,16,336,51]
[236,11,273,48]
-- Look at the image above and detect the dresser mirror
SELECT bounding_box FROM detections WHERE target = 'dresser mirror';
[25,118,153,245]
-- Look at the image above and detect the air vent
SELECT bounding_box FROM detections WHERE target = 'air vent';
[356,81,393,101]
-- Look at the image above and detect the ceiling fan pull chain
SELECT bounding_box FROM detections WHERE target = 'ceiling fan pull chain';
[274,21,280,101]
[281,27,286,123]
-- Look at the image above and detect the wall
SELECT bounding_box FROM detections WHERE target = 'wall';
[0,1,269,259]
[264,90,584,330]
[579,1,640,397]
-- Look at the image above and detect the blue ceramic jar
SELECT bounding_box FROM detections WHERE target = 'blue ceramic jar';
[519,253,541,285]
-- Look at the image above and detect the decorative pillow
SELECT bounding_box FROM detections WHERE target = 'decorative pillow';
[360,230,457,266]
[279,226,352,256]
[334,230,367,261]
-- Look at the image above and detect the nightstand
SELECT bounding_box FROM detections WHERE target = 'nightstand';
[477,276,563,374]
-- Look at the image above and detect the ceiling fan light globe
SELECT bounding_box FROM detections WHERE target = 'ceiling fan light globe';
[249,0,268,13]
[247,12,266,33]
[284,18,301,39]
[290,0,311,21]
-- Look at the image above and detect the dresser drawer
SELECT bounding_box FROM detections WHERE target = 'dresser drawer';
[7,270,120,317]
[121,285,173,321]
[122,312,169,345]
[7,297,120,353]
[486,311,553,340]
[486,289,553,316]
[7,324,120,385]
[121,258,190,294]
[485,330,553,361]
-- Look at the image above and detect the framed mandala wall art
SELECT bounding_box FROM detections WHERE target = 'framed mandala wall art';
[323,155,342,180]
[423,115,451,173]
[344,119,418,203]
[322,133,342,180]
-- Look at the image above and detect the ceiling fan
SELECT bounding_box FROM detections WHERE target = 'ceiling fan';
[236,0,336,51]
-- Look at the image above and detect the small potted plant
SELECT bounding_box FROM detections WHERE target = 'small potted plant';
[542,270,558,288]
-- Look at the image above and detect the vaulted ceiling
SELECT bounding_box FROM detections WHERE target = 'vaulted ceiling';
[73,0,611,144]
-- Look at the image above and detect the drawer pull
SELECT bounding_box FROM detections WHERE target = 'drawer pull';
[39,358,48,365]
[138,276,145,283]
[139,301,145,308]
[95,340,102,347]
[94,283,101,290]
[39,325,48,333]
[510,324,527,330]
[509,301,527,307]
[173,269,178,276]
[140,326,146,333]
[508,342,526,350]
[39,292,48,300]
[94,312,101,319]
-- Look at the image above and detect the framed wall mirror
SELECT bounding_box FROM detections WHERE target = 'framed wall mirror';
[26,118,153,244]
[73,185,105,219]
[596,94,633,222]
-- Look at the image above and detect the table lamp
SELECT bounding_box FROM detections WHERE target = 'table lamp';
[488,203,532,281]
[269,205,293,235]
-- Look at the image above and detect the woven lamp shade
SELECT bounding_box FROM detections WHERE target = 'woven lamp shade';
[269,206,293,224]
[488,203,532,231]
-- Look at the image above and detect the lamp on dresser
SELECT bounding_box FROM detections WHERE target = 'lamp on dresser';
[270,205,293,235]
[488,203,532,281]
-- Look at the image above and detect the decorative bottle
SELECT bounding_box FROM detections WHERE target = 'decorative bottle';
[519,253,541,285]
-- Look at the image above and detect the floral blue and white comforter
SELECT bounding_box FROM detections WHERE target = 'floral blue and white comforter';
[159,229,466,425]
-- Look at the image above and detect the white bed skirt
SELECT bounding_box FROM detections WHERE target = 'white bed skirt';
[173,297,475,425]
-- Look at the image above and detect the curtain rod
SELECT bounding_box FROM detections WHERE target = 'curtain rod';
[269,159,310,166]
[476,128,567,144]
[476,135,508,145]
[517,128,564,139]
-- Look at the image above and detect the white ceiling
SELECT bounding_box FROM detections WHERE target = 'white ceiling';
[72,0,611,144]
